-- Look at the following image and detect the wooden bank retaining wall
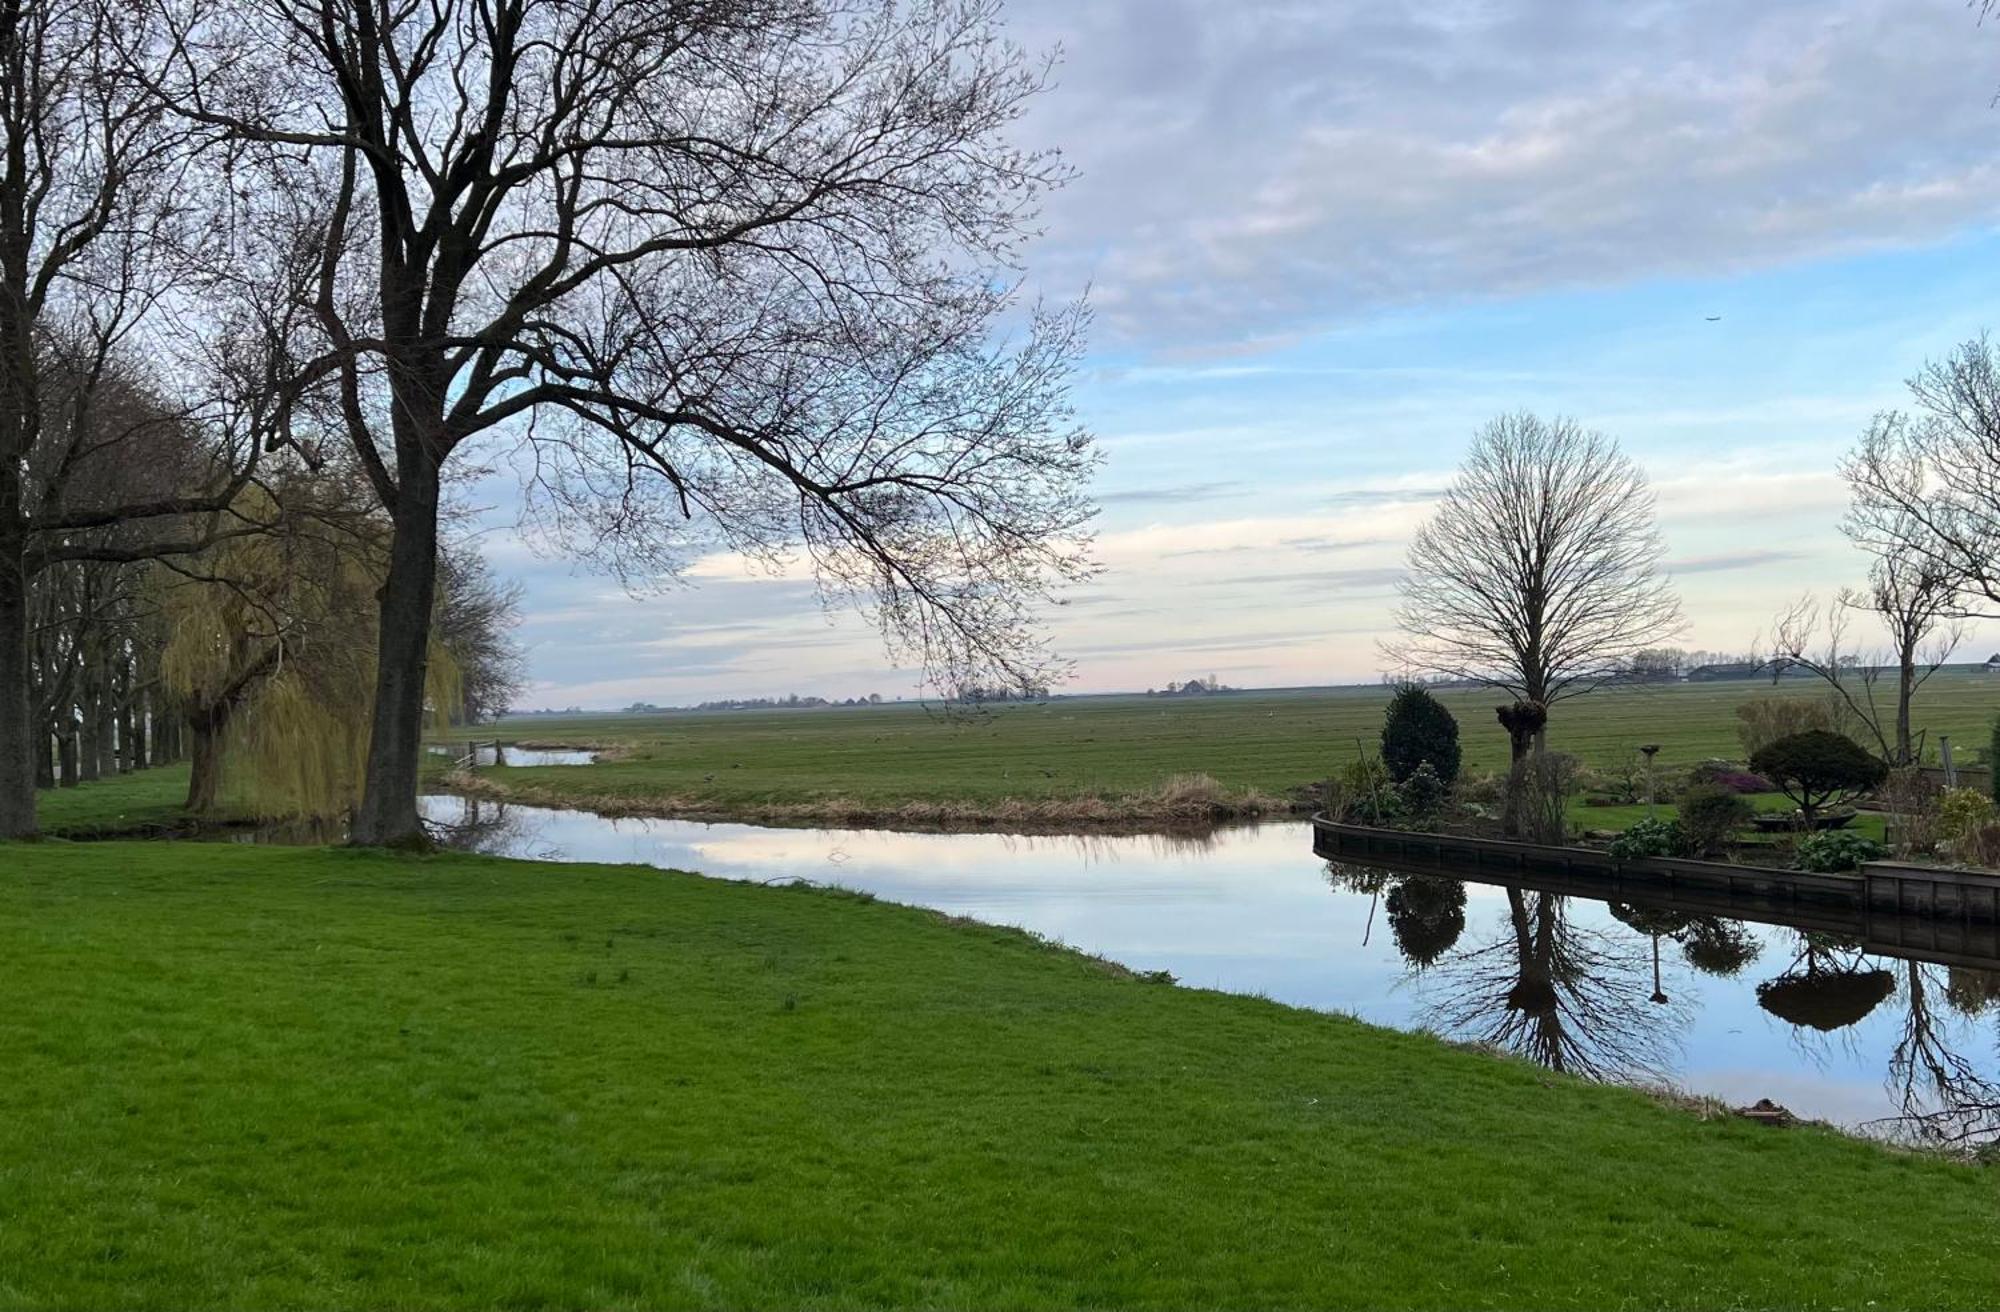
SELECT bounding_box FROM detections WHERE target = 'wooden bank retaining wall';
[1310,818,2000,933]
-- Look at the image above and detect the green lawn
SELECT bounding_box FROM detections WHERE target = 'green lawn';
[1,842,1994,1310]
[469,675,2000,824]
[33,765,205,837]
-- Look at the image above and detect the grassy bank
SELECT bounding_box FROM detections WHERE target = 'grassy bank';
[2,842,1994,1309]
[467,675,2000,824]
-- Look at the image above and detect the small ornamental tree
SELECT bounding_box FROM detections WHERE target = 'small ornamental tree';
[1381,684,1462,784]
[1749,730,1889,826]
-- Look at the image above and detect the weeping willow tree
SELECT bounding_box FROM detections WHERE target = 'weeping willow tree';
[158,476,464,819]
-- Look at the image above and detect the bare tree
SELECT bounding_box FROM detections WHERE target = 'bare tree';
[1389,413,1683,751]
[1844,335,2000,623]
[1775,424,1971,767]
[435,545,523,725]
[140,0,1098,845]
[0,0,269,837]
[1764,571,1963,769]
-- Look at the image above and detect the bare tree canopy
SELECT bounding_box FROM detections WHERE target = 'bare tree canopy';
[0,0,272,837]
[1388,412,1683,716]
[136,0,1099,843]
[1843,335,2000,618]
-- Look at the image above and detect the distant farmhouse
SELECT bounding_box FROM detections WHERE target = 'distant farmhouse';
[1684,661,1766,682]
[1986,653,2000,674]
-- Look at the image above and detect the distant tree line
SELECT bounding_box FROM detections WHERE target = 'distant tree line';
[1146,676,1235,697]
[626,694,888,713]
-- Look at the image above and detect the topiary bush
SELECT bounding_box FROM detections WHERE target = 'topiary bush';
[1749,730,1888,824]
[1608,816,1689,860]
[1676,783,1753,857]
[1380,684,1462,785]
[1793,830,1887,873]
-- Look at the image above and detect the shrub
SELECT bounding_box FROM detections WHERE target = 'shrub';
[1507,751,1579,845]
[1328,757,1403,823]
[1608,816,1689,860]
[1398,761,1450,825]
[1686,760,1771,793]
[1879,768,1944,857]
[1793,830,1887,873]
[1735,695,1836,758]
[1455,771,1506,806]
[1749,730,1888,823]
[1957,821,2000,870]
[1677,783,1753,856]
[1380,684,1461,785]
[1938,787,1996,851]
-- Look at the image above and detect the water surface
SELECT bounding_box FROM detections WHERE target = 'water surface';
[421,795,2000,1147]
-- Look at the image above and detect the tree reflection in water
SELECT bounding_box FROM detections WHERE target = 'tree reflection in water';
[430,798,561,859]
[1876,961,2000,1150]
[1385,877,1466,969]
[1420,888,1685,1082]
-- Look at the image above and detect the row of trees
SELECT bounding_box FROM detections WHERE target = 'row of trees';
[0,0,1096,842]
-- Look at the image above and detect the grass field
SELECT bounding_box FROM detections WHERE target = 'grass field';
[467,674,2000,825]
[2,841,1995,1310]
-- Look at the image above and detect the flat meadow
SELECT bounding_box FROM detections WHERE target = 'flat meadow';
[464,673,2000,825]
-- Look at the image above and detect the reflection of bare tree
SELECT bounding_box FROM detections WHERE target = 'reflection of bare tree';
[1874,962,2000,1151]
[425,797,559,860]
[1422,889,1684,1081]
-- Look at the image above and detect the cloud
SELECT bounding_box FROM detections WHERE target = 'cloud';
[1013,0,2000,350]
[1097,480,1246,505]
[1668,549,1813,575]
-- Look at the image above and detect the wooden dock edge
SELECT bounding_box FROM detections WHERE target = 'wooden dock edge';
[1309,817,2000,925]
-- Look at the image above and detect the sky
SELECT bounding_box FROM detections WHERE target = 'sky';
[474,0,2000,710]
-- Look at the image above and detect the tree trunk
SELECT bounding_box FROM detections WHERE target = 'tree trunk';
[56,729,77,790]
[1894,640,1917,768]
[0,543,32,835]
[186,712,225,814]
[352,464,442,846]
[33,725,53,789]
[115,659,134,773]
[77,661,102,783]
[128,688,148,772]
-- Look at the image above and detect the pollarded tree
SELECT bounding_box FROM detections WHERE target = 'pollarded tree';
[1380,683,1460,785]
[143,0,1099,845]
[1749,730,1888,827]
[1388,413,1683,752]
